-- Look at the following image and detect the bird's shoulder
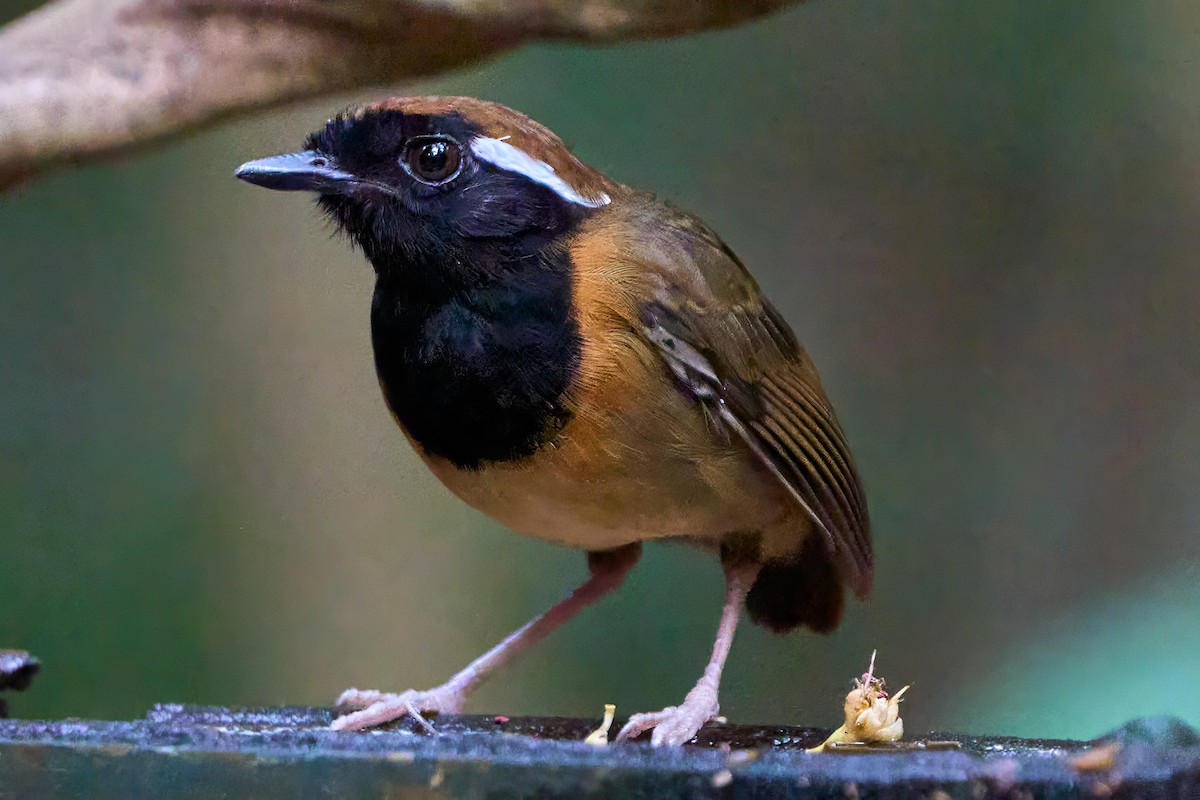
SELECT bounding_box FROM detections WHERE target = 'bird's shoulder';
[568,191,813,385]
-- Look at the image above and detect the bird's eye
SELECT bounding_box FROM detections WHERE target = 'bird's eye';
[402,136,462,185]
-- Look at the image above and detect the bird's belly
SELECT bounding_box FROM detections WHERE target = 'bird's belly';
[418,384,793,552]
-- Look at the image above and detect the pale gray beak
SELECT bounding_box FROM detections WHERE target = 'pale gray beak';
[234,151,354,193]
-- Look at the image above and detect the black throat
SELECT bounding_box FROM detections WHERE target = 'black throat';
[368,232,580,470]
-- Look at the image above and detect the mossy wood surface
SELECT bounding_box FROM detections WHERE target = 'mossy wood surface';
[0,706,1197,799]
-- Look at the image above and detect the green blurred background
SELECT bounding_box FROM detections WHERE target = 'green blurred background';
[2,2,1199,740]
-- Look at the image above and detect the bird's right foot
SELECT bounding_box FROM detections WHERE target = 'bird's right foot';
[331,685,466,733]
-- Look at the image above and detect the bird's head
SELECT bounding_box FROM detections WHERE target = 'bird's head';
[235,97,617,274]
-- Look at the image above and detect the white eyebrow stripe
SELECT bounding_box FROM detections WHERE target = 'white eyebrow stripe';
[469,136,610,208]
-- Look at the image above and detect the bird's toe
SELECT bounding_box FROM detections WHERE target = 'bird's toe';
[617,698,718,746]
[330,686,464,733]
[335,687,386,709]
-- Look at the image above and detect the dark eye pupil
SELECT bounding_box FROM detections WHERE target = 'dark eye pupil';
[419,142,448,174]
[406,138,460,183]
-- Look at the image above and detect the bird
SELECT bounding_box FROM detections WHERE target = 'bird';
[235,96,871,746]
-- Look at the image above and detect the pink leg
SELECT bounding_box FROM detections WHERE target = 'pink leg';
[615,560,760,746]
[332,544,641,732]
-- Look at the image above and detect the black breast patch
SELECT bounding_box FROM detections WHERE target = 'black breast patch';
[370,250,580,470]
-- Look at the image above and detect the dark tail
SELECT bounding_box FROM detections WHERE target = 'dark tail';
[746,535,845,634]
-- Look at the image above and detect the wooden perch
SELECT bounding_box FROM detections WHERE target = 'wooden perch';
[2,706,1199,798]
[0,0,799,191]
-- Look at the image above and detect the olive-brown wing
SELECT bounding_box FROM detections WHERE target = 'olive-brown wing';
[635,215,872,597]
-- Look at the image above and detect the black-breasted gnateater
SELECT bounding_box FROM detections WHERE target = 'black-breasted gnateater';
[236,97,871,745]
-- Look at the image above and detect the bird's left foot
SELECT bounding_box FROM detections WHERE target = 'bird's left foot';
[615,688,720,746]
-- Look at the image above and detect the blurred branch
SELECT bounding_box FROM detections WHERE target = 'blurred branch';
[0,0,798,191]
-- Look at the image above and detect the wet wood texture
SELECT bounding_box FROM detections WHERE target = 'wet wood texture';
[1,706,1198,798]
